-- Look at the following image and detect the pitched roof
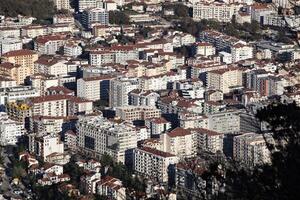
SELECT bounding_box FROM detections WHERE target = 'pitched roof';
[167,127,191,137]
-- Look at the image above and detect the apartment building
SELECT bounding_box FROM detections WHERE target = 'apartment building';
[77,115,137,163]
[96,176,126,200]
[160,127,197,158]
[52,0,71,11]
[34,57,68,76]
[206,67,243,93]
[145,117,171,137]
[1,49,38,84]
[53,14,74,24]
[82,8,109,29]
[193,2,242,22]
[0,112,25,146]
[233,132,271,167]
[0,27,20,38]
[109,77,139,107]
[21,25,47,38]
[0,76,16,88]
[29,133,64,160]
[115,106,161,121]
[128,89,160,107]
[199,30,245,52]
[231,43,253,63]
[34,35,66,55]
[29,95,93,117]
[64,42,83,57]
[192,128,224,154]
[0,86,39,105]
[77,75,113,101]
[134,147,179,182]
[208,111,240,134]
[79,0,102,12]
[194,42,216,57]
[90,46,139,65]
[0,37,23,56]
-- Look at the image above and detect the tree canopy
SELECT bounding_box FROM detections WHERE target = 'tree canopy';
[0,0,56,22]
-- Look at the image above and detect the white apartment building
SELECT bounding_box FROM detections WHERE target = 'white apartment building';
[208,111,240,134]
[115,106,161,121]
[160,127,197,158]
[139,70,187,91]
[64,42,83,57]
[231,44,253,63]
[192,128,224,153]
[134,147,179,182]
[194,42,216,57]
[0,37,23,56]
[193,2,242,22]
[0,112,25,146]
[206,67,243,93]
[0,77,17,88]
[21,25,47,38]
[0,86,40,105]
[96,176,126,200]
[34,35,66,55]
[233,132,271,167]
[77,114,137,163]
[29,133,64,160]
[82,8,109,29]
[52,0,71,10]
[34,57,68,76]
[0,27,20,38]
[129,90,160,107]
[109,77,139,107]
[53,14,74,24]
[79,0,102,12]
[89,51,115,66]
[145,117,171,136]
[77,75,112,101]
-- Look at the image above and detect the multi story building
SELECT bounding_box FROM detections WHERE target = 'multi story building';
[194,42,216,57]
[0,112,25,146]
[34,35,66,55]
[193,2,242,22]
[0,37,23,56]
[53,14,74,24]
[160,127,197,158]
[109,77,139,108]
[1,49,38,84]
[79,0,102,12]
[52,0,71,11]
[77,75,113,101]
[21,25,47,38]
[233,132,271,167]
[0,86,40,105]
[129,89,160,107]
[134,147,179,182]
[82,8,109,29]
[115,106,161,121]
[34,57,68,76]
[208,111,240,134]
[231,43,253,63]
[64,42,83,57]
[77,114,137,163]
[206,67,243,93]
[29,133,64,160]
[192,128,224,154]
[96,176,126,200]
[29,95,93,117]
[145,117,171,137]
